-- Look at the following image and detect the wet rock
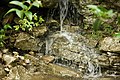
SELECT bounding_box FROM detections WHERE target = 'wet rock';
[63,25,81,33]
[46,32,100,75]
[0,64,6,78]
[29,73,81,80]
[47,19,59,32]
[24,54,39,66]
[30,26,48,37]
[39,0,58,8]
[2,49,9,53]
[98,54,110,66]
[3,65,81,80]
[41,55,55,63]
[3,65,31,80]
[99,37,120,52]
[3,54,16,65]
[14,32,44,51]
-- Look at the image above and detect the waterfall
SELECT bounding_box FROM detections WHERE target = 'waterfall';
[59,0,69,32]
[45,0,102,78]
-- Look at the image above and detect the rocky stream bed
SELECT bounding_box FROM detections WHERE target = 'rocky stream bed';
[0,25,120,80]
[1,0,120,80]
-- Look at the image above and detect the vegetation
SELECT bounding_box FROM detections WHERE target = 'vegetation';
[87,5,115,31]
[0,0,120,47]
[0,0,44,47]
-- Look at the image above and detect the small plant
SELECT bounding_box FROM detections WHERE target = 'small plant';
[87,5,115,31]
[0,0,44,47]
[4,0,42,20]
[13,13,44,31]
[4,0,44,31]
[0,24,12,47]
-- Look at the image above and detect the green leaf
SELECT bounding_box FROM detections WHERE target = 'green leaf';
[93,19,102,31]
[16,10,24,19]
[32,0,42,7]
[87,5,98,9]
[32,1,40,8]
[39,16,44,23]
[98,6,107,12]
[10,1,27,9]
[13,25,20,31]
[24,11,32,20]
[4,8,18,17]
[107,10,115,17]
[0,29,5,34]
[25,0,31,4]
[0,42,4,47]
[4,24,12,30]
[87,5,101,14]
[113,33,120,38]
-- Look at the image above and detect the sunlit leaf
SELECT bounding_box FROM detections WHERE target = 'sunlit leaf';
[13,25,20,31]
[39,16,44,23]
[32,1,40,8]
[107,10,115,17]
[87,5,98,9]
[25,0,31,4]
[113,32,120,38]
[4,24,12,30]
[16,9,24,19]
[25,11,32,20]
[4,8,18,17]
[87,5,101,14]
[0,29,5,34]
[10,1,27,9]
[0,42,4,47]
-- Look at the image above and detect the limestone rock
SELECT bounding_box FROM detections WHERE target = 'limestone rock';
[3,54,16,65]
[4,65,31,80]
[30,26,48,37]
[14,32,44,51]
[99,37,120,52]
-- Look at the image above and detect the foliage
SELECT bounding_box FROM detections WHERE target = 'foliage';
[0,0,44,47]
[4,0,44,31]
[113,32,120,38]
[4,0,42,20]
[0,24,12,47]
[87,5,115,31]
[13,13,44,31]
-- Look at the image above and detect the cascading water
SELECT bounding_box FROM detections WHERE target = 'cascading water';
[46,0,102,79]
[59,0,69,32]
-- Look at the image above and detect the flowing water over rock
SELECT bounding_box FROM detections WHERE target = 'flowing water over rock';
[46,31,102,78]
[59,0,69,31]
[45,0,102,79]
